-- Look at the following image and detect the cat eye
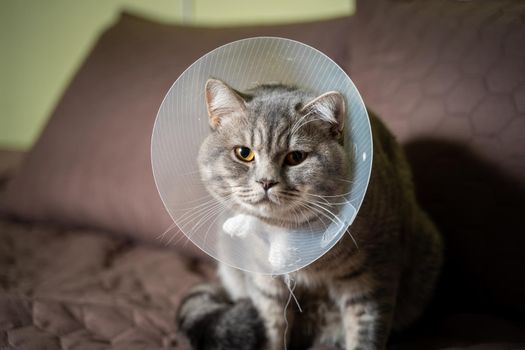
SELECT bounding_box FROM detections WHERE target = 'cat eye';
[285,151,307,166]
[234,146,255,162]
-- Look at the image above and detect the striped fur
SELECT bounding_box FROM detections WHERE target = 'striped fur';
[177,81,443,350]
[177,284,267,350]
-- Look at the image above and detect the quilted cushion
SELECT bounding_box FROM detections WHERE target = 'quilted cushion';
[0,217,524,349]
[349,0,525,313]
[0,218,214,350]
[0,13,351,259]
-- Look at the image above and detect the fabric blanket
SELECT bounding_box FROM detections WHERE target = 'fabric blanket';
[1,151,524,350]
[0,217,215,349]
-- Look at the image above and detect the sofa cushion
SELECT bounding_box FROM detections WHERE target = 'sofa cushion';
[350,0,525,313]
[0,215,524,349]
[1,12,351,258]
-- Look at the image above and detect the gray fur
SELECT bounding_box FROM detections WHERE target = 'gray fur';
[177,284,267,350]
[198,79,348,227]
[177,80,443,350]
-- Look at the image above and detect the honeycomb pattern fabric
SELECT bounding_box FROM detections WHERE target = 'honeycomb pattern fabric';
[350,0,525,314]
[0,201,524,349]
[2,1,525,349]
[351,0,525,178]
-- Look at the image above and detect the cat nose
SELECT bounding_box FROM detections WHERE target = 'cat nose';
[257,179,278,191]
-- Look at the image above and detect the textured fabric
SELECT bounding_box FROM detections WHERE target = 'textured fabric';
[0,13,351,257]
[2,1,525,348]
[0,217,215,350]
[0,209,524,349]
[1,151,524,349]
[349,0,525,314]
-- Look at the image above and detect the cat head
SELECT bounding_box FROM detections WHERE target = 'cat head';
[198,78,350,227]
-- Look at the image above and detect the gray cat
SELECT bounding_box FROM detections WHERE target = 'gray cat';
[177,79,443,350]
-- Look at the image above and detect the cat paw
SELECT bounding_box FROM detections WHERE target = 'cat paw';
[222,214,253,238]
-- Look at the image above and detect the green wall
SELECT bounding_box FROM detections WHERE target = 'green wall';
[0,0,354,149]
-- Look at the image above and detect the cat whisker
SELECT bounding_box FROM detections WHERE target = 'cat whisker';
[305,200,359,249]
[302,194,351,206]
[177,193,214,206]
[300,201,344,228]
[295,201,328,228]
[290,110,315,136]
[345,229,359,250]
[277,188,351,202]
[228,185,256,195]
[176,198,228,228]
[228,184,251,190]
[156,222,179,244]
[175,207,223,245]
[277,193,321,216]
[236,192,256,199]
[174,195,223,214]
[287,195,344,226]
[275,190,301,198]
[175,195,234,236]
[297,200,358,249]
[278,190,349,207]
[183,197,232,228]
[291,204,316,238]
[184,197,234,243]
[304,191,353,199]
[237,189,254,194]
[334,177,356,184]
[291,117,326,139]
[165,228,189,247]
[203,201,232,246]
[165,205,224,246]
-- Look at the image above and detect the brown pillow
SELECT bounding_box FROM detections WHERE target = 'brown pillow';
[1,13,351,254]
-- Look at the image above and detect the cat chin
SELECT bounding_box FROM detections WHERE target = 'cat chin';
[238,201,277,217]
[218,195,309,227]
[233,201,283,221]
[235,202,314,228]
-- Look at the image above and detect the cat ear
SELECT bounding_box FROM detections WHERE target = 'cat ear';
[300,91,345,134]
[205,79,246,130]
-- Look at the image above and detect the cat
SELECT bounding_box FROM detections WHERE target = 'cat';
[177,78,443,350]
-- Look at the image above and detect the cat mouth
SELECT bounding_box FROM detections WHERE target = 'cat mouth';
[234,190,298,219]
[244,188,300,208]
[240,192,285,212]
[250,194,277,205]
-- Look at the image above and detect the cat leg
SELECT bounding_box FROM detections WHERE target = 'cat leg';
[177,282,267,350]
[247,274,291,350]
[330,269,398,350]
[219,263,249,300]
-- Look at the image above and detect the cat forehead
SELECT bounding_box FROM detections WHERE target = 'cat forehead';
[245,84,310,103]
[244,94,314,125]
[224,118,320,153]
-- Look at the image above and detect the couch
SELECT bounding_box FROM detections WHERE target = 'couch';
[1,0,524,349]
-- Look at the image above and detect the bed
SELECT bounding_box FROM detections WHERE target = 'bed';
[1,1,525,349]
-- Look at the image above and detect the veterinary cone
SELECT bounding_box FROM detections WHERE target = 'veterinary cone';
[152,37,372,274]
